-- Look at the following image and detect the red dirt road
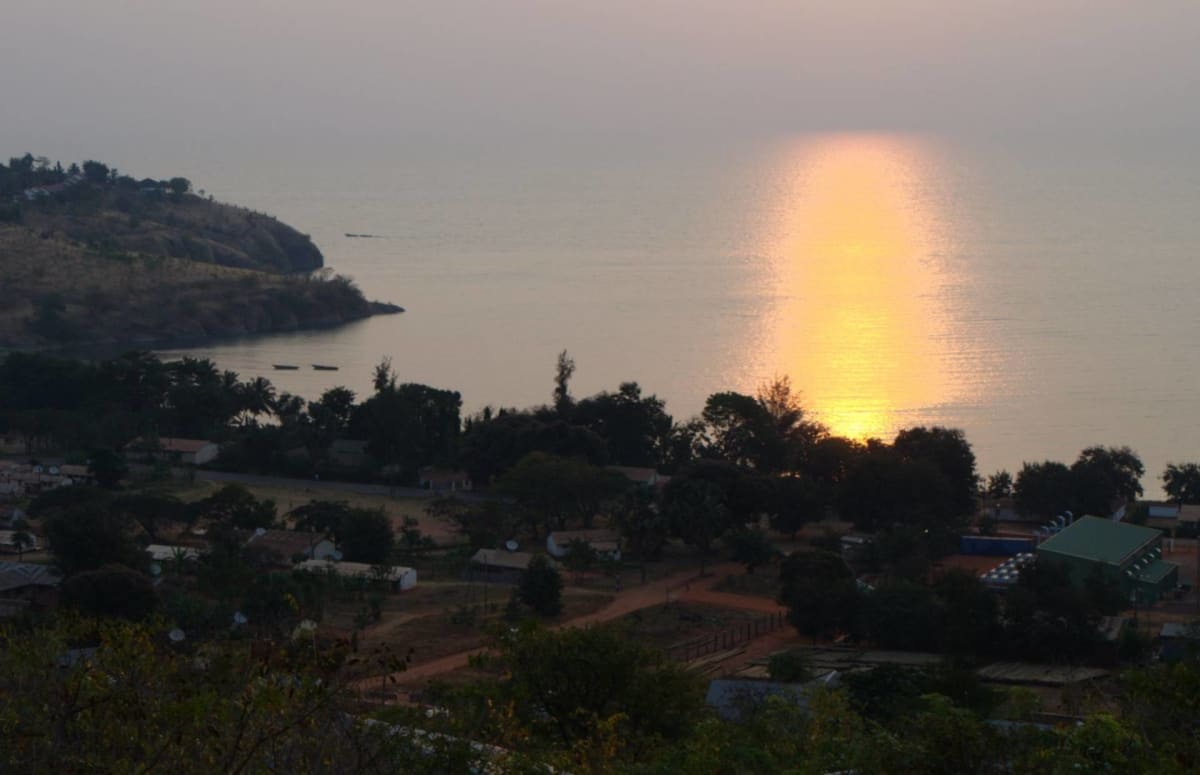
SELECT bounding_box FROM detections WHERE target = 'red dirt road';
[358,563,786,696]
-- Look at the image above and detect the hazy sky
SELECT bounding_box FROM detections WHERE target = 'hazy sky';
[3,1,1198,154]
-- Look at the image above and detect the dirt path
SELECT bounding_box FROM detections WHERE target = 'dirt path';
[359,563,783,697]
[676,584,788,615]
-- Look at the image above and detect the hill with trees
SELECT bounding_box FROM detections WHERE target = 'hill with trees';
[0,153,400,349]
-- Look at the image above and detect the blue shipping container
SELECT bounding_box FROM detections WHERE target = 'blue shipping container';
[959,536,1036,556]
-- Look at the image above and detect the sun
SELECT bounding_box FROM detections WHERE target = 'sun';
[757,134,955,441]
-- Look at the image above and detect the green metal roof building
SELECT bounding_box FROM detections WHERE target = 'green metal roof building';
[1036,516,1179,604]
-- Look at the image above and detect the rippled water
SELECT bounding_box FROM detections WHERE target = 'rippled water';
[158,133,1200,490]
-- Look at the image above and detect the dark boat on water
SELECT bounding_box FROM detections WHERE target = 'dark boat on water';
[312,364,339,371]
[273,364,300,370]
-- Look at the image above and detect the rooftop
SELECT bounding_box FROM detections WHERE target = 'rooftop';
[1160,622,1200,640]
[1135,559,1177,585]
[295,559,415,583]
[0,561,61,593]
[1036,516,1161,566]
[470,549,538,571]
[146,544,201,562]
[245,530,331,560]
[127,437,214,454]
[549,529,620,544]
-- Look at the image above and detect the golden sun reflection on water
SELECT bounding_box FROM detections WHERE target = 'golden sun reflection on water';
[762,135,952,441]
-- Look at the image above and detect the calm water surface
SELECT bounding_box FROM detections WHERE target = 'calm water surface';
[156,134,1200,491]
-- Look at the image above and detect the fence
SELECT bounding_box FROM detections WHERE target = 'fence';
[665,611,787,662]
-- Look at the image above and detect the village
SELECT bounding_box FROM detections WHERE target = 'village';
[3,429,1198,730]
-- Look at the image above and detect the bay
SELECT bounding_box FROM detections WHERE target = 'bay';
[155,132,1200,492]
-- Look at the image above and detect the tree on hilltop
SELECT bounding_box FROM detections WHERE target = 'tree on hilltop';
[168,177,191,197]
[553,349,576,414]
[82,160,109,185]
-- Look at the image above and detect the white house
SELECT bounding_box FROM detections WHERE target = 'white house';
[546,529,621,561]
[127,437,220,466]
[245,530,338,564]
[0,530,38,555]
[418,467,473,492]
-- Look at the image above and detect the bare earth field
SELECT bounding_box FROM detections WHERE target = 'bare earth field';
[159,480,462,546]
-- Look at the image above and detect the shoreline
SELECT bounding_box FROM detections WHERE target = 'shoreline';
[0,300,403,360]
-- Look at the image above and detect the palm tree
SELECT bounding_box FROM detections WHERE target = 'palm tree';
[11,530,35,560]
[170,547,192,576]
[236,377,277,425]
[273,392,306,425]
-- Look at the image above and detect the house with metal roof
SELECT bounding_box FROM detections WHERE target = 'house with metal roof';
[295,559,417,591]
[245,529,338,566]
[0,561,61,615]
[126,437,220,466]
[1136,501,1200,531]
[546,529,621,561]
[1159,622,1200,663]
[1035,516,1179,604]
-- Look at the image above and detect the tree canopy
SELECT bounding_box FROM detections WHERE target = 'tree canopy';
[518,555,563,617]
[1163,462,1200,504]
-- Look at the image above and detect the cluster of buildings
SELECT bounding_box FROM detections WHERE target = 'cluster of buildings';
[971,515,1183,605]
[1035,516,1180,604]
[0,462,92,498]
[16,171,86,202]
[153,528,420,593]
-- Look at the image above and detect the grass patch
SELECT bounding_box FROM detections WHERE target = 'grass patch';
[713,571,782,600]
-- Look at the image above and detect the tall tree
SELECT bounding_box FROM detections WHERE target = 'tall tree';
[497,452,629,535]
[612,487,669,562]
[835,448,954,532]
[553,349,576,414]
[701,391,772,469]
[893,427,978,519]
[81,159,109,184]
[756,376,825,470]
[935,569,1002,658]
[984,470,1013,500]
[352,381,462,481]
[571,382,673,467]
[1070,446,1144,515]
[459,409,608,485]
[518,555,563,617]
[856,581,942,651]
[10,530,34,560]
[60,564,158,621]
[770,475,825,538]
[779,551,859,642]
[700,377,822,472]
[191,484,276,530]
[42,497,148,577]
[1013,460,1075,519]
[87,448,128,488]
[308,386,356,441]
[725,526,776,574]
[663,478,732,573]
[1163,462,1200,504]
[335,508,395,564]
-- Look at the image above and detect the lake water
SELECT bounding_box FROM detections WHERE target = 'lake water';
[156,133,1200,492]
